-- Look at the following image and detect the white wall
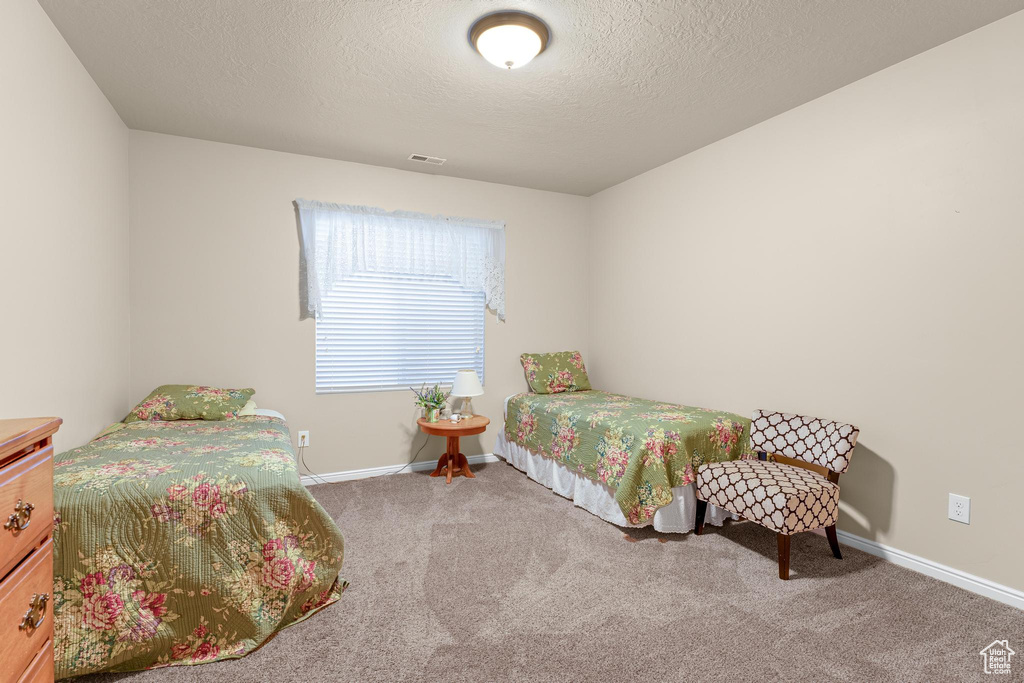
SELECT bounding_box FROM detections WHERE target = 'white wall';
[587,11,1024,591]
[128,131,589,474]
[0,0,130,449]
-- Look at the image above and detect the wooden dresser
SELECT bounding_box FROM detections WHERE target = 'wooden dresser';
[0,418,60,683]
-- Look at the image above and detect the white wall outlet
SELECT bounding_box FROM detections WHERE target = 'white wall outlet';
[948,493,970,524]
[297,430,310,448]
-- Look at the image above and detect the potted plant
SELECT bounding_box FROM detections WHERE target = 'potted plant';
[412,383,451,423]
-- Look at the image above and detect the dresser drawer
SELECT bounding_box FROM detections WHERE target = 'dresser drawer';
[0,446,53,580]
[0,539,53,682]
[16,639,52,683]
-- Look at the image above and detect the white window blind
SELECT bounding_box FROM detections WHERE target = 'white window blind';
[315,271,485,394]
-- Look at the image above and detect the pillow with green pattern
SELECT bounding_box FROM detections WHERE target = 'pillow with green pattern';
[124,385,256,422]
[520,351,591,394]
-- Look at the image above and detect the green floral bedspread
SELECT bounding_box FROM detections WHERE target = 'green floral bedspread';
[51,416,345,679]
[504,391,754,524]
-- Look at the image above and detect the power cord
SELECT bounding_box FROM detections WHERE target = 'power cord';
[392,428,432,476]
[298,444,330,486]
[298,422,432,485]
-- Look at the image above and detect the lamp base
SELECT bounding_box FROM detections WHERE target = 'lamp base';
[458,396,475,417]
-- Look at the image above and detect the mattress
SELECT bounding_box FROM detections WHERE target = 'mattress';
[495,394,740,533]
[51,414,345,678]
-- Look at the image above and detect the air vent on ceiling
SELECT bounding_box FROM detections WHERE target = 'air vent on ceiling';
[408,153,446,165]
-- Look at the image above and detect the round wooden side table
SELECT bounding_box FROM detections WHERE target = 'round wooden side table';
[416,415,490,484]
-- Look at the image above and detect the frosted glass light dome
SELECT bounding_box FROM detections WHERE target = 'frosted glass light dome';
[476,24,541,69]
[470,12,550,70]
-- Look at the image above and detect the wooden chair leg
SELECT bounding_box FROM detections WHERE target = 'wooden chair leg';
[826,525,842,559]
[777,533,791,580]
[693,499,707,535]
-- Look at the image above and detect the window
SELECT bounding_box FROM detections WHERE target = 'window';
[314,270,485,394]
[297,200,503,394]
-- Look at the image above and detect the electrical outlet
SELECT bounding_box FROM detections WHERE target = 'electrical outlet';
[297,430,310,448]
[948,493,970,524]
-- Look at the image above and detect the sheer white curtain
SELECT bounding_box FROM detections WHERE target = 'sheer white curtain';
[296,200,506,321]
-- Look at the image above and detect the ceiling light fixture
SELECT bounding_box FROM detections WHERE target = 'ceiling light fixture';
[470,11,550,70]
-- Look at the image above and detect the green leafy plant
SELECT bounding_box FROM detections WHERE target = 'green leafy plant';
[411,383,451,410]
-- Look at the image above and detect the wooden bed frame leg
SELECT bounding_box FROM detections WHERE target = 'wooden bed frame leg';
[826,525,842,559]
[693,499,707,535]
[777,533,791,580]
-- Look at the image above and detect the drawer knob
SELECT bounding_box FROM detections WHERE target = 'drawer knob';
[19,593,49,632]
[4,499,34,532]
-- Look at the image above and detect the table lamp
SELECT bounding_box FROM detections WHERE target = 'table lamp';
[451,369,484,417]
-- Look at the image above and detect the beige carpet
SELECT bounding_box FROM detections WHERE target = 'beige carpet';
[83,460,1023,682]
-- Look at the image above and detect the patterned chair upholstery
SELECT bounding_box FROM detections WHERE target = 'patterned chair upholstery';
[748,410,858,474]
[696,460,839,535]
[694,410,859,579]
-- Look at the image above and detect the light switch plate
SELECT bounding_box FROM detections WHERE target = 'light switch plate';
[948,493,970,524]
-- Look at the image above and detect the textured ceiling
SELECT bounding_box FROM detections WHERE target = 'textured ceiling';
[39,0,1024,195]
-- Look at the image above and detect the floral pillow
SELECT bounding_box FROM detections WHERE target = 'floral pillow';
[124,385,255,422]
[520,351,591,394]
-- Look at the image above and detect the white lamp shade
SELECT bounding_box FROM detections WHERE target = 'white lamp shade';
[451,369,484,397]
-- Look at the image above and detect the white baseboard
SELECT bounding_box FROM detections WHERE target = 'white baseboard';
[300,453,500,486]
[836,530,1024,611]
[300,457,1021,611]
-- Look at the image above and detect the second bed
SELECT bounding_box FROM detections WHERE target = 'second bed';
[494,390,753,533]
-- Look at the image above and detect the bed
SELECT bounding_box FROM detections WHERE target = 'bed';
[494,391,755,532]
[50,412,345,679]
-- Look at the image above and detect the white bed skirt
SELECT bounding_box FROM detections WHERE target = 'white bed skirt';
[493,430,736,534]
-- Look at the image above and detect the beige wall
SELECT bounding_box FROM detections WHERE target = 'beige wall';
[128,131,589,474]
[28,0,1014,593]
[0,0,129,450]
[587,12,1024,590]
